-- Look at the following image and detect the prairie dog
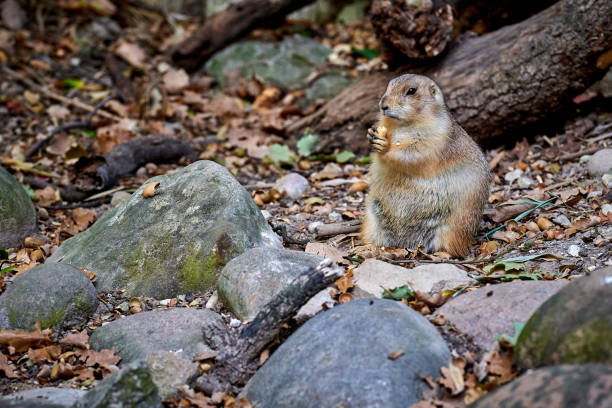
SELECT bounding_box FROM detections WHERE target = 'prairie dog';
[361,74,491,257]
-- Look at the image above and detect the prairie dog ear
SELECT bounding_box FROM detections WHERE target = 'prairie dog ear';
[430,83,444,102]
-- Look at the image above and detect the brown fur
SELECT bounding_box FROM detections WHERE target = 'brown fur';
[361,74,491,257]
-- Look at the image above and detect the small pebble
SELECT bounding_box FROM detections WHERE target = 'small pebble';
[602,174,612,188]
[328,212,342,222]
[37,207,49,220]
[275,172,309,200]
[602,203,612,216]
[568,245,581,257]
[206,291,218,309]
[504,169,523,184]
[229,318,242,328]
[552,214,571,228]
[159,299,171,306]
[308,221,322,233]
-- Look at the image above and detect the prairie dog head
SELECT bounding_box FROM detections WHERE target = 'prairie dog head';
[379,74,447,126]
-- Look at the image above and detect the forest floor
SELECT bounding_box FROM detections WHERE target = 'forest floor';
[0,3,611,407]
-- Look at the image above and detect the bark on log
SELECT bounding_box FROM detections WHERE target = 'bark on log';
[195,259,343,395]
[370,0,454,60]
[169,0,316,71]
[288,0,612,153]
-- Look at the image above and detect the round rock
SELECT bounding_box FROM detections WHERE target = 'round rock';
[241,298,451,407]
[89,308,222,364]
[0,263,97,331]
[49,160,280,299]
[434,280,567,351]
[515,267,612,368]
[586,149,612,176]
[0,388,86,408]
[0,165,37,249]
[469,364,612,408]
[217,248,326,321]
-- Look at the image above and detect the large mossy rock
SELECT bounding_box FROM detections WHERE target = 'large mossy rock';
[241,298,450,407]
[515,267,612,369]
[0,165,36,249]
[76,361,162,408]
[205,35,330,91]
[217,247,326,321]
[49,161,280,298]
[0,263,97,331]
[469,364,612,408]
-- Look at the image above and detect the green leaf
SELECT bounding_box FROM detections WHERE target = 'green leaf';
[0,265,14,275]
[495,322,526,346]
[297,133,319,157]
[267,144,295,167]
[22,185,36,200]
[62,78,84,89]
[483,260,526,273]
[351,47,380,60]
[335,150,355,163]
[356,156,371,165]
[381,284,414,301]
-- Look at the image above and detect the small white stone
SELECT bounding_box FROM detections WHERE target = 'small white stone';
[229,318,242,328]
[602,173,612,188]
[159,299,171,306]
[552,214,571,227]
[275,172,309,200]
[205,291,218,309]
[308,221,322,233]
[568,245,581,257]
[328,212,342,222]
[504,169,523,184]
[601,203,612,216]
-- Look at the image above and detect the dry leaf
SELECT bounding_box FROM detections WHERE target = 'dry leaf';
[348,180,367,193]
[115,40,147,68]
[388,350,404,360]
[28,345,61,364]
[35,186,60,206]
[59,330,89,348]
[0,351,17,378]
[304,242,347,265]
[253,87,282,112]
[484,350,517,384]
[24,237,44,248]
[163,68,190,93]
[439,361,465,395]
[76,348,121,369]
[72,208,96,231]
[0,328,52,352]
[177,385,215,408]
[142,181,160,198]
[334,273,354,293]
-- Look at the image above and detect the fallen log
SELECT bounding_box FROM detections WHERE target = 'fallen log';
[169,0,316,71]
[288,0,612,153]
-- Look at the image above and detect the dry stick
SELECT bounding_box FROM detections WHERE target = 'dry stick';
[2,66,121,121]
[586,131,612,144]
[315,220,361,238]
[390,230,547,266]
[25,94,118,158]
[558,146,599,161]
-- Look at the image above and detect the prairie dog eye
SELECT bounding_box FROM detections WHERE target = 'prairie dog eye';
[405,88,417,96]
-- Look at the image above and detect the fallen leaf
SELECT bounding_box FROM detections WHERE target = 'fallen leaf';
[0,328,52,352]
[388,350,404,360]
[484,350,517,384]
[142,181,160,198]
[177,385,215,408]
[115,40,147,68]
[0,351,17,378]
[304,242,347,265]
[348,180,367,193]
[59,330,89,348]
[28,345,61,364]
[75,348,121,371]
[72,208,96,231]
[334,274,354,293]
[35,186,60,206]
[439,361,465,395]
[162,68,190,93]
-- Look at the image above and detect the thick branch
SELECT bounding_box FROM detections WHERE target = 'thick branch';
[195,259,343,395]
[169,0,315,71]
[289,0,612,152]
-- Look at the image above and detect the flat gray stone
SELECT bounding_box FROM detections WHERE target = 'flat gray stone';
[0,165,37,249]
[75,361,162,408]
[435,280,567,351]
[49,160,280,299]
[515,267,612,369]
[90,308,222,363]
[353,259,477,298]
[242,298,450,408]
[217,248,326,321]
[586,149,612,176]
[469,364,612,408]
[0,388,85,408]
[0,263,97,331]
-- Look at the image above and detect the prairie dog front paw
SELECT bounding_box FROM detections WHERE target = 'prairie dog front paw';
[368,126,388,152]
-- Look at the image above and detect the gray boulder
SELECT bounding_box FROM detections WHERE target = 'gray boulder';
[218,248,326,321]
[205,35,330,91]
[0,263,97,331]
[0,165,37,249]
[586,149,612,176]
[469,364,612,408]
[0,388,85,408]
[434,280,567,351]
[49,160,280,298]
[242,298,451,407]
[76,360,162,408]
[145,351,199,398]
[90,308,222,364]
[515,267,612,369]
